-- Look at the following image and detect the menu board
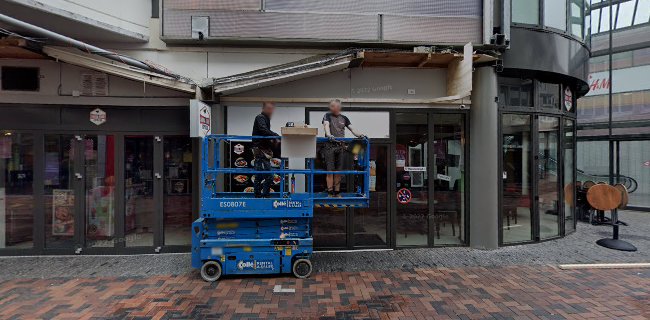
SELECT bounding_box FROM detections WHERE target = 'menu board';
[229,141,282,193]
[52,189,74,236]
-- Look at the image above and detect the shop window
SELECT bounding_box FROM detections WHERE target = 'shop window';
[432,114,465,246]
[513,0,540,24]
[538,116,560,239]
[0,132,34,249]
[124,136,154,247]
[563,119,576,233]
[502,114,533,243]
[352,145,388,247]
[618,141,650,208]
[544,0,568,31]
[539,82,560,109]
[163,137,193,246]
[498,78,533,108]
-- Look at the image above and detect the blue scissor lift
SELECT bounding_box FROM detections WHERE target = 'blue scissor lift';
[192,135,370,281]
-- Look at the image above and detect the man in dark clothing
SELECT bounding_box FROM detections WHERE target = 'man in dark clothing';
[252,102,279,198]
[322,99,365,197]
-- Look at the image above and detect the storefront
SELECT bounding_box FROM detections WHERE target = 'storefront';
[215,50,481,250]
[0,105,197,255]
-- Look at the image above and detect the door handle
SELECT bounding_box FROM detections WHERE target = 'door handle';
[75,173,83,180]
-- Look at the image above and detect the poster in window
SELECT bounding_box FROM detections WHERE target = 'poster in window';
[52,189,74,236]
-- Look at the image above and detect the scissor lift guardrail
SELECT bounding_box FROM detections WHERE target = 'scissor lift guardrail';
[192,135,370,281]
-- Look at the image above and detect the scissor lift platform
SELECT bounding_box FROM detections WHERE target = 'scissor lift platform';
[192,135,370,281]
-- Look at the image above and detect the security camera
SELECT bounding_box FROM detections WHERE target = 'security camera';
[459,104,467,109]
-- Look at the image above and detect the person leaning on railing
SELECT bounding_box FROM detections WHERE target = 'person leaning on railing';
[321,99,366,198]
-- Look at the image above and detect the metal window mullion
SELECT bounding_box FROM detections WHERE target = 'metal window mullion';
[153,136,164,248]
[531,114,540,242]
[427,112,435,247]
[114,134,126,249]
[33,133,45,252]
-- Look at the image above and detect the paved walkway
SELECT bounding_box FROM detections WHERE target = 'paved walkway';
[1,211,648,279]
[0,266,648,319]
[0,211,648,319]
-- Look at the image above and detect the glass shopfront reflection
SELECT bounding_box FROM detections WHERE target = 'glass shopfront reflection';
[396,113,429,247]
[502,114,534,243]
[538,117,560,239]
[0,132,34,249]
[433,114,465,245]
[353,144,388,247]
[124,136,154,247]
[84,135,116,248]
[44,135,75,248]
[163,137,193,246]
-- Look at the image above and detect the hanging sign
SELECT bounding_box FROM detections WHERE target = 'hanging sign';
[89,108,107,126]
[396,188,412,204]
[190,99,211,138]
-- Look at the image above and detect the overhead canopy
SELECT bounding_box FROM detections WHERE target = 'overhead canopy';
[201,50,361,96]
[0,36,196,94]
[209,44,497,105]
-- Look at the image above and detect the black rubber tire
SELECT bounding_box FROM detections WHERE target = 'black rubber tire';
[292,258,313,279]
[200,261,222,282]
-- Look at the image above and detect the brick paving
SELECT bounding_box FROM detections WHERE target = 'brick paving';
[0,266,648,319]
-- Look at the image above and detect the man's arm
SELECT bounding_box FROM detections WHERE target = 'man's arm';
[255,115,278,136]
[346,125,364,138]
[323,120,333,137]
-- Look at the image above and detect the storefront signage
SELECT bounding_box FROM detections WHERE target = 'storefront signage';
[397,188,412,204]
[190,99,211,138]
[586,65,650,96]
[404,166,426,172]
[89,108,107,126]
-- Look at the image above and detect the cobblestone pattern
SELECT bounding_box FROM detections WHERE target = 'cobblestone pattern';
[0,266,648,319]
[1,211,648,280]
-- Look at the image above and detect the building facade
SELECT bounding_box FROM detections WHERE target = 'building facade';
[0,0,591,255]
[577,0,650,211]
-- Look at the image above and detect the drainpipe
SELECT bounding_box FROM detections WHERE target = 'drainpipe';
[0,12,179,79]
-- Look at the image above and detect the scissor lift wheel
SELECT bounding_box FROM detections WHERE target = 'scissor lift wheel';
[292,259,313,279]
[200,261,222,282]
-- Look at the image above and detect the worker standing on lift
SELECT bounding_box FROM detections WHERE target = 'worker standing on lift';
[322,99,365,197]
[252,102,279,198]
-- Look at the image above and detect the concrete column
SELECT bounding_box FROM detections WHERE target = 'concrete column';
[469,66,499,250]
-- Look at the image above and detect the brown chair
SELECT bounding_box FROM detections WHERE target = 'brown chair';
[587,184,637,251]
[583,180,596,189]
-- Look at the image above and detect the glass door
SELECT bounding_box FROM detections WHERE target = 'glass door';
[352,144,389,247]
[395,113,429,247]
[44,134,117,251]
[44,135,77,249]
[82,135,116,248]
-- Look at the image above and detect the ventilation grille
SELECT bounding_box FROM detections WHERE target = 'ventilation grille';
[383,15,482,44]
[264,0,482,16]
[162,0,483,44]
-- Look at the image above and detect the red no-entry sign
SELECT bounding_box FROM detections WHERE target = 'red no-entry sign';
[397,188,412,204]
